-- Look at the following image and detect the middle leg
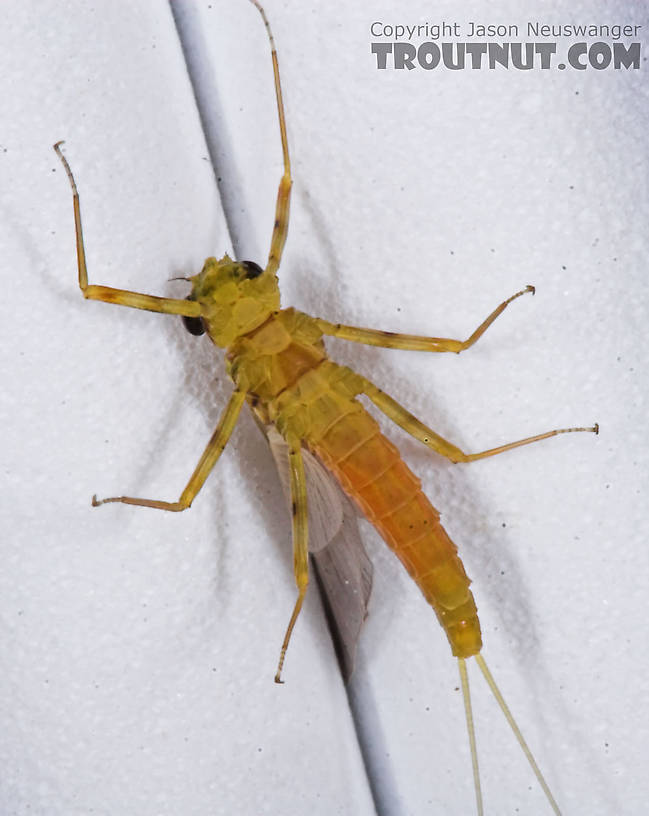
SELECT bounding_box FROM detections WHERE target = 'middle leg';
[315,286,535,353]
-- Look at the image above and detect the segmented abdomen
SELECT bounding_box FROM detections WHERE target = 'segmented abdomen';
[310,402,482,659]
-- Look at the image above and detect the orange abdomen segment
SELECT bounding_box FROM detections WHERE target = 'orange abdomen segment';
[311,405,482,659]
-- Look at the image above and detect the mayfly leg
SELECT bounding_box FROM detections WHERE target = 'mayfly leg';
[316,285,598,457]
[360,378,598,464]
[275,435,309,684]
[53,142,250,511]
[53,142,200,319]
[92,390,246,511]
[316,285,536,353]
[249,0,292,276]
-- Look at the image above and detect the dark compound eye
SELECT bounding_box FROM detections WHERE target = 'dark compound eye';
[241,261,263,279]
[182,315,206,336]
[181,295,206,336]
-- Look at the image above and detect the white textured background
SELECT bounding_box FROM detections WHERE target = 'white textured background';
[0,1,647,815]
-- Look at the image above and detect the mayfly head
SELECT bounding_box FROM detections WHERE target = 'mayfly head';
[183,254,281,347]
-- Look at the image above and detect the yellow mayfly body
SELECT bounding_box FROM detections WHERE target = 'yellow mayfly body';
[54,2,598,814]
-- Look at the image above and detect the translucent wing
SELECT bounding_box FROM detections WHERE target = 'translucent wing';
[265,425,373,679]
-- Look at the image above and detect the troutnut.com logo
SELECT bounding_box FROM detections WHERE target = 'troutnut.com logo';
[370,21,642,70]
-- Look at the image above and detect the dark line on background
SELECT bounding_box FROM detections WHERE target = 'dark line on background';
[168,1,254,261]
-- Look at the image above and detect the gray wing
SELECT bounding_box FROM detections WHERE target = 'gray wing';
[265,426,373,679]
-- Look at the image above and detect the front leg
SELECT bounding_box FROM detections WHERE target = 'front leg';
[54,142,200,319]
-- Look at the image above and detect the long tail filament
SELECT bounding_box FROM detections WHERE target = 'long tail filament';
[460,653,563,816]
[458,658,484,816]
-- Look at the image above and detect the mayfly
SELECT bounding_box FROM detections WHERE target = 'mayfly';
[53,2,598,813]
